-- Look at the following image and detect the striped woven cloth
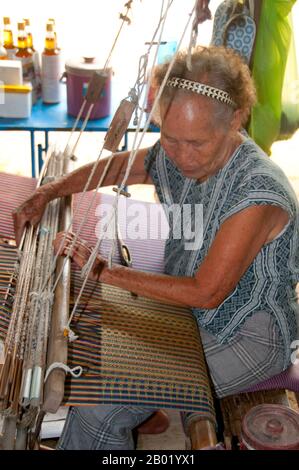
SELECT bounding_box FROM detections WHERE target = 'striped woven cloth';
[0,172,215,418]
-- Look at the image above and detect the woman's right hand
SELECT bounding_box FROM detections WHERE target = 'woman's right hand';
[12,190,50,246]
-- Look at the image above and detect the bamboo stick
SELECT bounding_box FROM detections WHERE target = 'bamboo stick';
[189,419,217,450]
[43,157,72,414]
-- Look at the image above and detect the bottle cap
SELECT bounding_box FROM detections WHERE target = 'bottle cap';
[18,22,26,31]
[3,17,11,25]
[48,18,55,24]
[46,22,54,32]
[23,18,30,26]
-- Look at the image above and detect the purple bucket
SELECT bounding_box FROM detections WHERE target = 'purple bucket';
[65,56,111,120]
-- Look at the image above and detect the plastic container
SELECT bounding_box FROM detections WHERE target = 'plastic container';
[64,57,111,120]
[0,60,22,85]
[241,404,299,450]
[0,83,32,118]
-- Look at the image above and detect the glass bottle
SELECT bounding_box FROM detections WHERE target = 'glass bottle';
[15,22,38,102]
[47,18,58,48]
[23,18,35,52]
[23,18,41,98]
[15,21,32,58]
[3,17,16,58]
[44,22,58,55]
[41,22,61,103]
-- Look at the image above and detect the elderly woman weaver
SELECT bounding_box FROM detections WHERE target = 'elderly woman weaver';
[13,46,299,450]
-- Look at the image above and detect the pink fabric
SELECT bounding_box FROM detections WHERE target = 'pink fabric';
[0,172,167,274]
[243,362,299,393]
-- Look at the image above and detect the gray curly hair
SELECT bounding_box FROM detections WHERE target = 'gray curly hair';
[151,45,257,127]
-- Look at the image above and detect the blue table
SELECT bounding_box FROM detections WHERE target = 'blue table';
[0,84,130,177]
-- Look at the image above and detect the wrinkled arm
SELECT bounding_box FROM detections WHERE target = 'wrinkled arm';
[94,204,289,308]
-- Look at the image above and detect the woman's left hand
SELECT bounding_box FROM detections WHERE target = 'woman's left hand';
[53,231,106,281]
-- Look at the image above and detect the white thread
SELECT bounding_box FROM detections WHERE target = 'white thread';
[44,362,83,382]
[186,0,202,70]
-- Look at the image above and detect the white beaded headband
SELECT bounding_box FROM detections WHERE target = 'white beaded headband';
[166,77,236,108]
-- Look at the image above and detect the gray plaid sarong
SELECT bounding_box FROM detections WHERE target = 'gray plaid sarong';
[57,311,287,450]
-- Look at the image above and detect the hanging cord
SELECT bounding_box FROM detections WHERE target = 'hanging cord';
[108,0,170,267]
[104,0,135,70]
[119,2,197,197]
[186,0,212,70]
[131,54,149,125]
[64,1,197,340]
[44,362,83,382]
[129,0,174,125]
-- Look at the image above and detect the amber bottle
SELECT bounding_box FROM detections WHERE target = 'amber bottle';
[41,22,61,103]
[15,22,38,102]
[23,18,35,52]
[3,17,16,58]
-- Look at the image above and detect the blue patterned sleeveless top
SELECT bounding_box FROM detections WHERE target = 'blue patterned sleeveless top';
[144,138,299,366]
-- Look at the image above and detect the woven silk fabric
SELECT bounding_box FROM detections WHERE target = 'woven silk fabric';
[65,273,215,413]
[0,173,215,418]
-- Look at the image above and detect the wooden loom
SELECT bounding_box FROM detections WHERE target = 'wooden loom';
[0,168,217,450]
[0,169,298,450]
[1,0,298,448]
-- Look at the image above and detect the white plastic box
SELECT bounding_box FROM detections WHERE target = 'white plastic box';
[0,60,22,85]
[0,83,32,118]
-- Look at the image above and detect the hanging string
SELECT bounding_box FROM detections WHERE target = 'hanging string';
[119,3,197,194]
[44,362,83,382]
[187,0,202,71]
[108,0,169,267]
